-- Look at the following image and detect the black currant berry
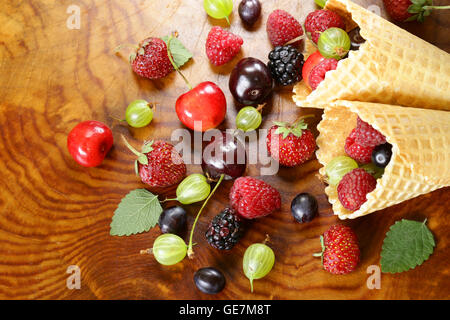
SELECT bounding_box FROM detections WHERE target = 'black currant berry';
[194,267,226,294]
[238,0,261,26]
[371,143,392,168]
[290,193,318,223]
[158,206,187,235]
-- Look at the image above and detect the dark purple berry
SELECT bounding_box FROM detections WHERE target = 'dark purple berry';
[206,208,243,250]
[158,206,187,235]
[349,27,365,50]
[194,267,226,294]
[238,0,261,26]
[371,143,392,168]
[202,132,247,181]
[291,193,318,223]
[229,57,273,106]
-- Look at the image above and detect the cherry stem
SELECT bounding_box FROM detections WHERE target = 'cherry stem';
[187,174,225,258]
[114,44,139,53]
[167,33,192,90]
[292,114,315,127]
[121,135,143,158]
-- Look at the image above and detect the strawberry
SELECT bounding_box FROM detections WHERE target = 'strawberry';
[266,119,316,167]
[122,137,186,188]
[229,177,281,219]
[266,9,304,47]
[206,26,244,66]
[383,0,449,22]
[308,58,338,90]
[344,128,374,164]
[129,37,174,79]
[337,168,377,211]
[314,224,360,275]
[304,9,345,44]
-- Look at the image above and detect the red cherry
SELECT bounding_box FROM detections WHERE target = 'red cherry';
[302,51,325,89]
[175,81,227,132]
[67,120,114,167]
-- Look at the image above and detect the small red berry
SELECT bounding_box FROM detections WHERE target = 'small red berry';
[355,117,386,148]
[337,168,377,211]
[229,177,281,219]
[266,9,304,47]
[344,128,374,164]
[315,224,360,275]
[130,37,174,79]
[206,26,243,66]
[304,10,345,44]
[308,58,338,90]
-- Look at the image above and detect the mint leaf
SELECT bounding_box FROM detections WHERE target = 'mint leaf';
[110,189,163,236]
[161,36,193,68]
[381,219,435,273]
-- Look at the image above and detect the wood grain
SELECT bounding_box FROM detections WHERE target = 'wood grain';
[0,0,449,300]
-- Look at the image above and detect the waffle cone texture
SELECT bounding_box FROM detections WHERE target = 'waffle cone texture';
[293,0,450,111]
[316,100,450,219]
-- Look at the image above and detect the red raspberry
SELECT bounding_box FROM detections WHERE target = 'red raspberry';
[344,128,374,164]
[229,177,281,219]
[304,9,346,44]
[337,168,376,211]
[317,224,360,275]
[355,117,386,147]
[266,121,316,167]
[206,26,243,66]
[266,9,304,47]
[308,58,338,90]
[131,37,173,79]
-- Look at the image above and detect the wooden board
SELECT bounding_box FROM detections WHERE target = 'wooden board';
[0,0,449,300]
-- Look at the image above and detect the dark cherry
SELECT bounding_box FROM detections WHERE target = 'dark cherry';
[371,143,392,168]
[202,132,247,181]
[290,193,318,223]
[194,267,226,294]
[158,206,187,235]
[229,57,273,106]
[349,27,366,50]
[238,0,261,26]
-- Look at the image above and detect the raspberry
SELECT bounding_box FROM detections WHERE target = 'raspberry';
[337,168,377,211]
[344,128,374,164]
[267,45,304,86]
[205,26,243,66]
[321,224,360,274]
[131,37,173,79]
[205,208,243,250]
[308,58,338,90]
[304,9,346,44]
[266,9,304,47]
[229,177,281,219]
[355,117,386,147]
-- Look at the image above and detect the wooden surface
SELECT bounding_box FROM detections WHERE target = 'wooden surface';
[0,0,449,300]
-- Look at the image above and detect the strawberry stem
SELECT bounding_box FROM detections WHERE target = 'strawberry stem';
[312,235,325,265]
[121,135,143,158]
[167,33,192,90]
[293,114,314,126]
[187,174,225,259]
[423,5,450,10]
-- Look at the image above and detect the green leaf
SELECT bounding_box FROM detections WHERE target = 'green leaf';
[404,14,420,21]
[381,219,435,273]
[141,141,154,154]
[137,154,148,165]
[272,121,288,127]
[408,4,423,13]
[410,0,426,6]
[314,0,327,8]
[161,36,193,68]
[110,189,163,236]
[134,160,139,176]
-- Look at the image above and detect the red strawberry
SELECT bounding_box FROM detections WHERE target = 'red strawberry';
[355,117,386,148]
[206,26,244,66]
[266,9,304,47]
[304,10,345,44]
[229,177,281,219]
[122,137,186,188]
[130,37,174,79]
[344,128,374,164]
[266,119,316,167]
[314,224,360,275]
[308,58,338,90]
[337,168,376,211]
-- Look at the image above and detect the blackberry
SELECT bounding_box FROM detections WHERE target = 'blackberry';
[267,45,304,86]
[206,208,243,250]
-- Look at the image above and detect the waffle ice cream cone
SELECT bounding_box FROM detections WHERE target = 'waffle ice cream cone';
[293,0,450,111]
[316,100,450,219]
